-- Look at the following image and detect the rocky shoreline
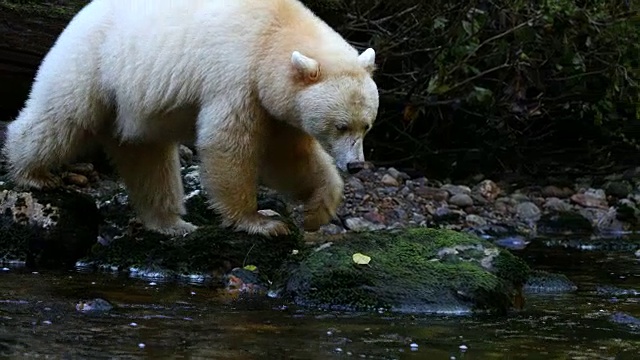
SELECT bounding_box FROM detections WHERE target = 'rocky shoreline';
[304,162,640,243]
[7,145,639,245]
[2,146,639,313]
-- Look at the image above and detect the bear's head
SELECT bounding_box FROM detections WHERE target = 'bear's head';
[287,48,379,174]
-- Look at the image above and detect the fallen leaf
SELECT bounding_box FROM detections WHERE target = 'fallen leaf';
[352,253,371,265]
[243,264,257,272]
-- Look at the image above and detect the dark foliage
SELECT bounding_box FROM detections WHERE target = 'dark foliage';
[305,0,639,180]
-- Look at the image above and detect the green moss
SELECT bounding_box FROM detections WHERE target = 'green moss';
[494,251,531,286]
[285,228,531,314]
[83,190,303,282]
[0,170,301,280]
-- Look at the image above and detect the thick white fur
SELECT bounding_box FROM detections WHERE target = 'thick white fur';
[2,0,379,237]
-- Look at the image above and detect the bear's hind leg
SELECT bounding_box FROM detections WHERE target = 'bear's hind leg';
[103,139,197,236]
[2,107,95,190]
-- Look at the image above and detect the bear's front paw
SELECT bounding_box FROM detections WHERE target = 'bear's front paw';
[153,220,198,237]
[233,213,291,238]
[303,186,343,232]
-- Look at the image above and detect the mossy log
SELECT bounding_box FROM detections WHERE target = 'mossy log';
[0,166,304,284]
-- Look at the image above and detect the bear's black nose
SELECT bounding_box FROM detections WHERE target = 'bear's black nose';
[346,161,365,174]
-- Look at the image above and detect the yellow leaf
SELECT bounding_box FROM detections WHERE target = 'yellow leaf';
[243,264,257,272]
[352,253,371,265]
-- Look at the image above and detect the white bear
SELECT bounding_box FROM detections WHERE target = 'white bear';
[2,0,379,237]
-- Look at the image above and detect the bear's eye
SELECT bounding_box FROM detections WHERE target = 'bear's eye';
[336,124,349,132]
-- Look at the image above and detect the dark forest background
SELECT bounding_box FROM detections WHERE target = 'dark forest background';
[1,0,638,182]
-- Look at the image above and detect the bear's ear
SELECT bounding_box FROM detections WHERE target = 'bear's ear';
[291,51,320,83]
[357,48,376,73]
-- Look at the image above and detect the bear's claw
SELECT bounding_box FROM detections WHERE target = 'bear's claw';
[152,220,198,237]
[303,183,342,232]
[233,213,291,238]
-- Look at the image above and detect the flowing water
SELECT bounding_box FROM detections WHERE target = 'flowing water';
[1,236,639,359]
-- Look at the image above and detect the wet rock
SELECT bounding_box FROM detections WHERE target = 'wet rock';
[224,267,268,297]
[386,167,409,181]
[543,197,572,212]
[615,199,639,225]
[608,312,640,331]
[510,193,530,203]
[284,228,531,314]
[346,177,365,192]
[344,217,386,232]
[1,165,301,281]
[76,298,114,313]
[578,207,626,233]
[541,185,574,198]
[0,187,100,269]
[603,180,633,198]
[318,223,346,235]
[473,180,501,202]
[441,184,471,196]
[380,174,399,187]
[470,192,489,205]
[494,197,514,214]
[432,205,462,222]
[515,202,541,223]
[523,270,577,294]
[465,214,487,227]
[415,186,449,202]
[596,285,640,297]
[570,188,608,209]
[362,210,385,224]
[83,189,302,280]
[449,193,473,207]
[411,212,427,226]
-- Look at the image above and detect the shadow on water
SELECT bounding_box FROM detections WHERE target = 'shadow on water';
[1,234,639,359]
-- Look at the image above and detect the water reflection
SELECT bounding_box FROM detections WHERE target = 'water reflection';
[1,236,639,359]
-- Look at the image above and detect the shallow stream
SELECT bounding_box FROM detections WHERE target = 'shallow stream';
[1,235,639,359]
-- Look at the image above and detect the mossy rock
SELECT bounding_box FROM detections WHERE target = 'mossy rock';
[283,227,531,314]
[82,193,303,283]
[0,165,302,282]
[523,270,577,294]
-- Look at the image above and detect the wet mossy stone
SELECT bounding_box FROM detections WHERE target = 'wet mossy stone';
[283,227,531,314]
[82,191,303,283]
[0,182,100,269]
[523,270,577,294]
